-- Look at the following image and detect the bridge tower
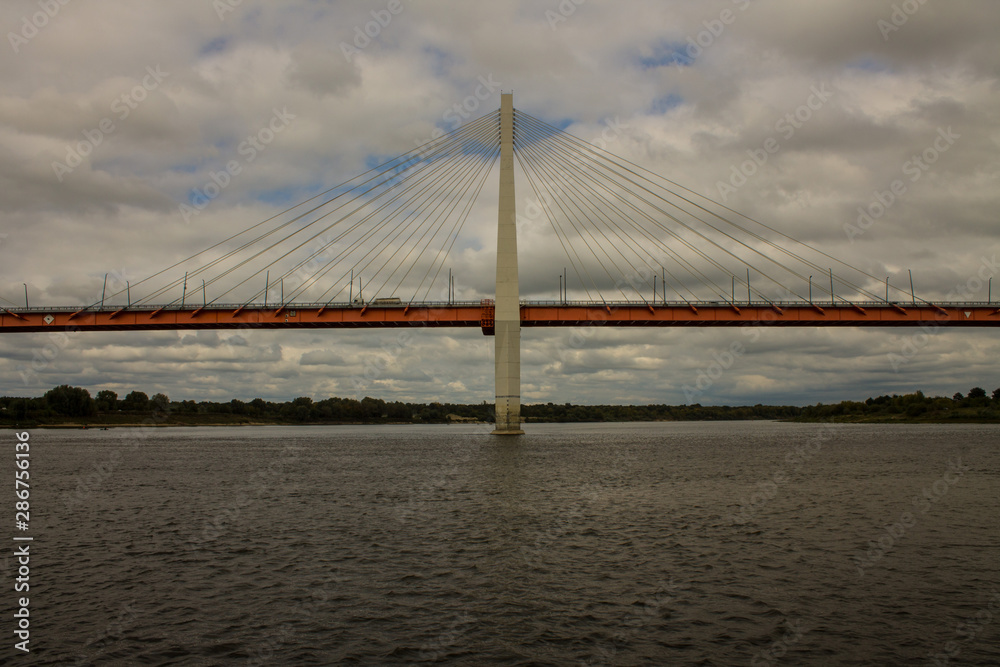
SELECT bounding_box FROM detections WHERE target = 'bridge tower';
[492,92,524,435]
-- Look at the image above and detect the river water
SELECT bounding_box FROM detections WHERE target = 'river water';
[4,421,999,665]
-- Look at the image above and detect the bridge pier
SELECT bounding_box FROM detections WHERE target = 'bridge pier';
[492,92,523,435]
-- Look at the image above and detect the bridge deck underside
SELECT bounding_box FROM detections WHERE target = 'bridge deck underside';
[1,303,998,333]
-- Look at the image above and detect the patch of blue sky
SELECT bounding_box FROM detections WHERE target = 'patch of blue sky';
[199,37,229,56]
[251,185,305,207]
[651,93,683,114]
[848,57,890,73]
[423,46,455,78]
[186,188,207,206]
[637,41,693,69]
[452,237,483,253]
[213,138,234,153]
[346,154,421,189]
[365,154,395,171]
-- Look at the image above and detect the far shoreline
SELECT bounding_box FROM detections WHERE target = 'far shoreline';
[5,416,1000,429]
[5,385,999,429]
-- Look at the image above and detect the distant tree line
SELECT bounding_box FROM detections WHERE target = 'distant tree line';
[0,385,998,426]
[520,402,801,422]
[797,387,1000,421]
[1,387,425,425]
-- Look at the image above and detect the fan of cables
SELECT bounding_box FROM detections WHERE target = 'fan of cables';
[515,110,905,307]
[89,104,918,313]
[110,110,500,310]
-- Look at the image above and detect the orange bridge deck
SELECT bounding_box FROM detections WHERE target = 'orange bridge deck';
[1,301,998,334]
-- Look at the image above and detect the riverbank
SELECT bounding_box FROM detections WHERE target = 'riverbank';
[7,413,1000,429]
[4,385,999,428]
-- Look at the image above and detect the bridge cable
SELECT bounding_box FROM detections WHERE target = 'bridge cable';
[517,112,818,303]
[290,116,501,305]
[517,114,757,301]
[515,119,722,302]
[143,111,500,308]
[108,112,499,309]
[521,112,900,304]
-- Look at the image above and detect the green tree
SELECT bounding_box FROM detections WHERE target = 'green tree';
[968,387,987,399]
[360,397,386,420]
[121,391,150,411]
[95,390,118,412]
[387,401,410,421]
[10,399,29,421]
[151,393,170,412]
[44,385,96,417]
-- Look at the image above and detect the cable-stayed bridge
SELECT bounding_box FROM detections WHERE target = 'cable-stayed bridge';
[3,93,997,433]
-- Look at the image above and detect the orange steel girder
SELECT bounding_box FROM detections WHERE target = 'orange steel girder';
[518,303,1000,327]
[0,303,998,334]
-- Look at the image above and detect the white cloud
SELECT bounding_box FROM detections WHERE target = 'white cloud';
[1,0,998,405]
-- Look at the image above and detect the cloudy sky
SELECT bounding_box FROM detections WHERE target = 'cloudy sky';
[1,0,999,406]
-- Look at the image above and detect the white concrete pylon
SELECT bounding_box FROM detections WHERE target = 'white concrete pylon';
[493,92,524,435]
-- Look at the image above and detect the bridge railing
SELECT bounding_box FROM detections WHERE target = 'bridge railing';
[520,299,998,308]
[4,299,997,313]
[1,301,486,313]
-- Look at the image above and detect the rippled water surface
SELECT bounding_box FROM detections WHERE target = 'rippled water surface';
[5,421,1000,665]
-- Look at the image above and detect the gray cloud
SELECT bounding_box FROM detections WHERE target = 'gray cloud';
[0,0,998,405]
